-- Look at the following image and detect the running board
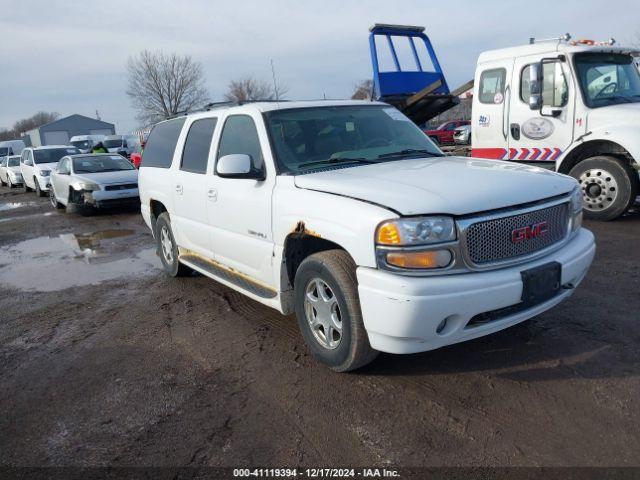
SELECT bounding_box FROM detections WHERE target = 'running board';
[179,252,277,299]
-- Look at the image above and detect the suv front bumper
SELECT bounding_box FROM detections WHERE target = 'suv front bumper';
[357,228,595,354]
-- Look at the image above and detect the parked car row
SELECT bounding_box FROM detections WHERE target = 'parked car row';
[0,142,139,215]
[423,120,470,145]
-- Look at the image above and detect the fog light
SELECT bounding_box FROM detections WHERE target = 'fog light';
[386,249,452,269]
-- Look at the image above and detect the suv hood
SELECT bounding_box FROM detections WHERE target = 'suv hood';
[74,169,138,185]
[293,157,576,216]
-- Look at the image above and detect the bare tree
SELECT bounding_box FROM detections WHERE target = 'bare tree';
[351,79,374,100]
[224,76,289,102]
[126,50,210,126]
[13,111,59,136]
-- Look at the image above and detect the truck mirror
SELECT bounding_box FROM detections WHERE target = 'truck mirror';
[529,62,543,110]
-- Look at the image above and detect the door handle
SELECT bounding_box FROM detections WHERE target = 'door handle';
[175,184,183,195]
[510,123,520,141]
[207,188,217,201]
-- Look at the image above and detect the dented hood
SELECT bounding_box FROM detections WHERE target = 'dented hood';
[293,156,576,216]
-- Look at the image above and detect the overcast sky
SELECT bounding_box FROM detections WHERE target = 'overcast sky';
[0,0,638,133]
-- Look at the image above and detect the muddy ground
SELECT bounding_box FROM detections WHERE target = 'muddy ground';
[0,185,639,474]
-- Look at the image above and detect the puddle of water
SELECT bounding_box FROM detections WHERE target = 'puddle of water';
[0,229,161,292]
[0,202,37,212]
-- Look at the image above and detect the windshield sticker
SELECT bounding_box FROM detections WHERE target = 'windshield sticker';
[383,108,410,121]
[478,115,490,127]
[345,121,355,132]
[493,92,504,104]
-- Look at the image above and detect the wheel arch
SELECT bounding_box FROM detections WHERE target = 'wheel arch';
[149,199,168,235]
[559,139,636,175]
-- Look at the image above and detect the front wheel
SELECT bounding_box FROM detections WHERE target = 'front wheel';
[35,178,46,197]
[569,156,639,221]
[294,250,378,372]
[49,188,64,209]
[155,212,192,277]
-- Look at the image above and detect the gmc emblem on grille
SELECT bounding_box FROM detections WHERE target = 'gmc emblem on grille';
[511,221,548,243]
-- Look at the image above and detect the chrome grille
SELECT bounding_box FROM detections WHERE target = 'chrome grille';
[464,203,569,265]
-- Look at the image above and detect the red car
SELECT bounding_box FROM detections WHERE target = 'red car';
[424,120,470,145]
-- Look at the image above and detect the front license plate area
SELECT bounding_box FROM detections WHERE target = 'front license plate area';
[521,262,561,307]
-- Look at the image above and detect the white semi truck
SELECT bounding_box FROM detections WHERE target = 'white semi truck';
[369,27,640,221]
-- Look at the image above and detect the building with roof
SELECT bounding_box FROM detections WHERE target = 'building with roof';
[23,114,115,147]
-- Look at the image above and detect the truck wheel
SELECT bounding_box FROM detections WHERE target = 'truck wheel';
[294,250,378,372]
[569,156,639,221]
[155,212,192,277]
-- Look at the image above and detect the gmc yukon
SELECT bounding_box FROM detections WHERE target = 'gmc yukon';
[139,100,595,372]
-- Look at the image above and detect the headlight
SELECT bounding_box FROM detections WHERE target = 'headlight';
[39,170,50,177]
[376,216,456,246]
[570,186,583,232]
[72,181,101,191]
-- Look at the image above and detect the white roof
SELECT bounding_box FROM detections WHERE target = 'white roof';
[478,41,640,63]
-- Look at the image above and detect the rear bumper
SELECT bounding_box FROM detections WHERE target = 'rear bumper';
[357,228,595,354]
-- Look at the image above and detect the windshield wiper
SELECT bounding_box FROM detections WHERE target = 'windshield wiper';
[377,149,442,159]
[298,157,376,169]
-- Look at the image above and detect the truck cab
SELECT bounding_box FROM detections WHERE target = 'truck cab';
[470,36,640,220]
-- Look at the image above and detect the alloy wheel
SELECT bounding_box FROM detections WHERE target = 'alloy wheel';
[304,278,343,350]
[160,226,174,264]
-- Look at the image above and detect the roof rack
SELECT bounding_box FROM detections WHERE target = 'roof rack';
[529,33,571,44]
[204,99,288,111]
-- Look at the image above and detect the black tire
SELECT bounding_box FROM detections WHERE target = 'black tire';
[294,250,378,372]
[24,181,32,192]
[569,156,639,221]
[35,179,47,197]
[0,178,5,187]
[155,212,192,277]
[49,188,64,209]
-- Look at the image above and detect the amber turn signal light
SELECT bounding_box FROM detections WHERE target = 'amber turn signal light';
[386,250,452,269]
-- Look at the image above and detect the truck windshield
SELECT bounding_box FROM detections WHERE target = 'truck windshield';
[574,53,640,108]
[104,139,123,148]
[71,140,91,150]
[265,105,442,174]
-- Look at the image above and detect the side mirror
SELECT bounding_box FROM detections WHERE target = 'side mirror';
[529,61,543,110]
[216,154,264,180]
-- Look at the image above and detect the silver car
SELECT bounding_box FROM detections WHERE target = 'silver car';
[49,154,139,213]
[0,155,23,188]
[453,124,471,145]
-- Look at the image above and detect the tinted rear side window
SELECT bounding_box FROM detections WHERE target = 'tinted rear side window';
[217,115,264,170]
[181,118,217,174]
[141,118,186,168]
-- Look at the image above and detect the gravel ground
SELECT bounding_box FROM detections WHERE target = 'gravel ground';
[0,185,639,476]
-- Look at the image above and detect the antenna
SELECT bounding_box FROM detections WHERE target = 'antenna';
[530,33,571,44]
[270,59,280,104]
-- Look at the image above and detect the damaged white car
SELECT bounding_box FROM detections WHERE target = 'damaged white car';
[49,154,139,213]
[139,100,595,372]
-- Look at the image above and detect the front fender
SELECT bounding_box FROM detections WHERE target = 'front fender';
[273,181,398,268]
[560,127,640,172]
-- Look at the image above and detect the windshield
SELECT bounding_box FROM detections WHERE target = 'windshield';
[8,158,20,167]
[265,105,441,174]
[574,53,640,108]
[34,148,79,164]
[72,155,134,173]
[71,140,91,150]
[104,139,123,148]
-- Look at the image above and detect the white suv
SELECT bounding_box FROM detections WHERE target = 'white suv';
[139,100,595,371]
[20,146,80,196]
